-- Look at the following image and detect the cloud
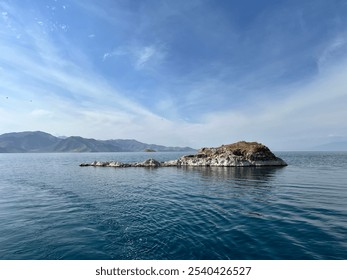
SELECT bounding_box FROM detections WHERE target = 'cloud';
[102,48,127,61]
[317,36,347,72]
[30,109,54,117]
[194,58,347,149]
[1,0,347,149]
[0,3,161,139]
[1,11,8,19]
[41,53,346,148]
[134,46,157,69]
[102,44,166,72]
[0,23,153,118]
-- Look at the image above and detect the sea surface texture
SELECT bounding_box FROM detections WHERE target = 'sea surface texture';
[0,152,346,259]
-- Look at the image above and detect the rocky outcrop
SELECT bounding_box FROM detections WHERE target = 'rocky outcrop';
[176,141,287,167]
[80,141,287,167]
[80,158,161,168]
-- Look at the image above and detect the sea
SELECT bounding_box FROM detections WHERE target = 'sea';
[0,152,346,260]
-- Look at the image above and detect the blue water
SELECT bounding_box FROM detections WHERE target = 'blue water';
[0,152,346,260]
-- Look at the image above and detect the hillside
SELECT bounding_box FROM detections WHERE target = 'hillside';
[312,141,347,151]
[0,131,195,153]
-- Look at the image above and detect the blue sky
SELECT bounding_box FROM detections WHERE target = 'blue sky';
[1,0,347,149]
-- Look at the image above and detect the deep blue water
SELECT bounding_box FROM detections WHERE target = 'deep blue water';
[0,152,346,260]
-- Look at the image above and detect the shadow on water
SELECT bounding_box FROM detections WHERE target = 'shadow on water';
[178,166,286,184]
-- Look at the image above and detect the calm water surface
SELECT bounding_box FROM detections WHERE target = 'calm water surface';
[0,152,346,259]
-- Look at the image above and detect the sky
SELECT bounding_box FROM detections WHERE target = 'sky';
[1,0,347,150]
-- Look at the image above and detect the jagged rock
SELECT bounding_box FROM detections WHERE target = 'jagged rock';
[79,141,287,168]
[176,141,287,167]
[134,159,161,167]
[108,161,125,167]
[161,160,179,167]
[80,158,161,168]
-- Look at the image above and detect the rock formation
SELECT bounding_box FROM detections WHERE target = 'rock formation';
[176,141,287,166]
[144,148,156,152]
[80,158,161,168]
[80,141,287,167]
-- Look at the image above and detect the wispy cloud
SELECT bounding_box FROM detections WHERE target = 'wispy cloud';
[30,109,54,118]
[102,48,127,61]
[134,46,157,69]
[317,36,347,72]
[0,2,162,139]
[1,0,347,149]
[102,44,166,72]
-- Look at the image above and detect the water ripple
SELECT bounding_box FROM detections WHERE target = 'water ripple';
[0,152,346,259]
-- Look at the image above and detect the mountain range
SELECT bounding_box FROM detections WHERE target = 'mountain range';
[0,131,195,153]
[311,141,347,151]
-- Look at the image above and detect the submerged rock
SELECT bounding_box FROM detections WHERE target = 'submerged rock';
[79,141,287,168]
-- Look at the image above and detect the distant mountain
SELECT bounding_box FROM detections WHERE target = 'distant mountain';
[312,141,347,151]
[0,131,196,153]
[0,131,59,152]
[54,136,122,152]
[104,139,194,153]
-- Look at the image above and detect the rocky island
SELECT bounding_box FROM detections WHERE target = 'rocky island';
[80,141,287,167]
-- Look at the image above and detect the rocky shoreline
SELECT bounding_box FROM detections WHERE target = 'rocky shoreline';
[80,141,287,167]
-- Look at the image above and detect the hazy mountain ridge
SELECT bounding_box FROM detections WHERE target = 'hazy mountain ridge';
[0,131,58,152]
[311,141,347,151]
[0,131,195,153]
